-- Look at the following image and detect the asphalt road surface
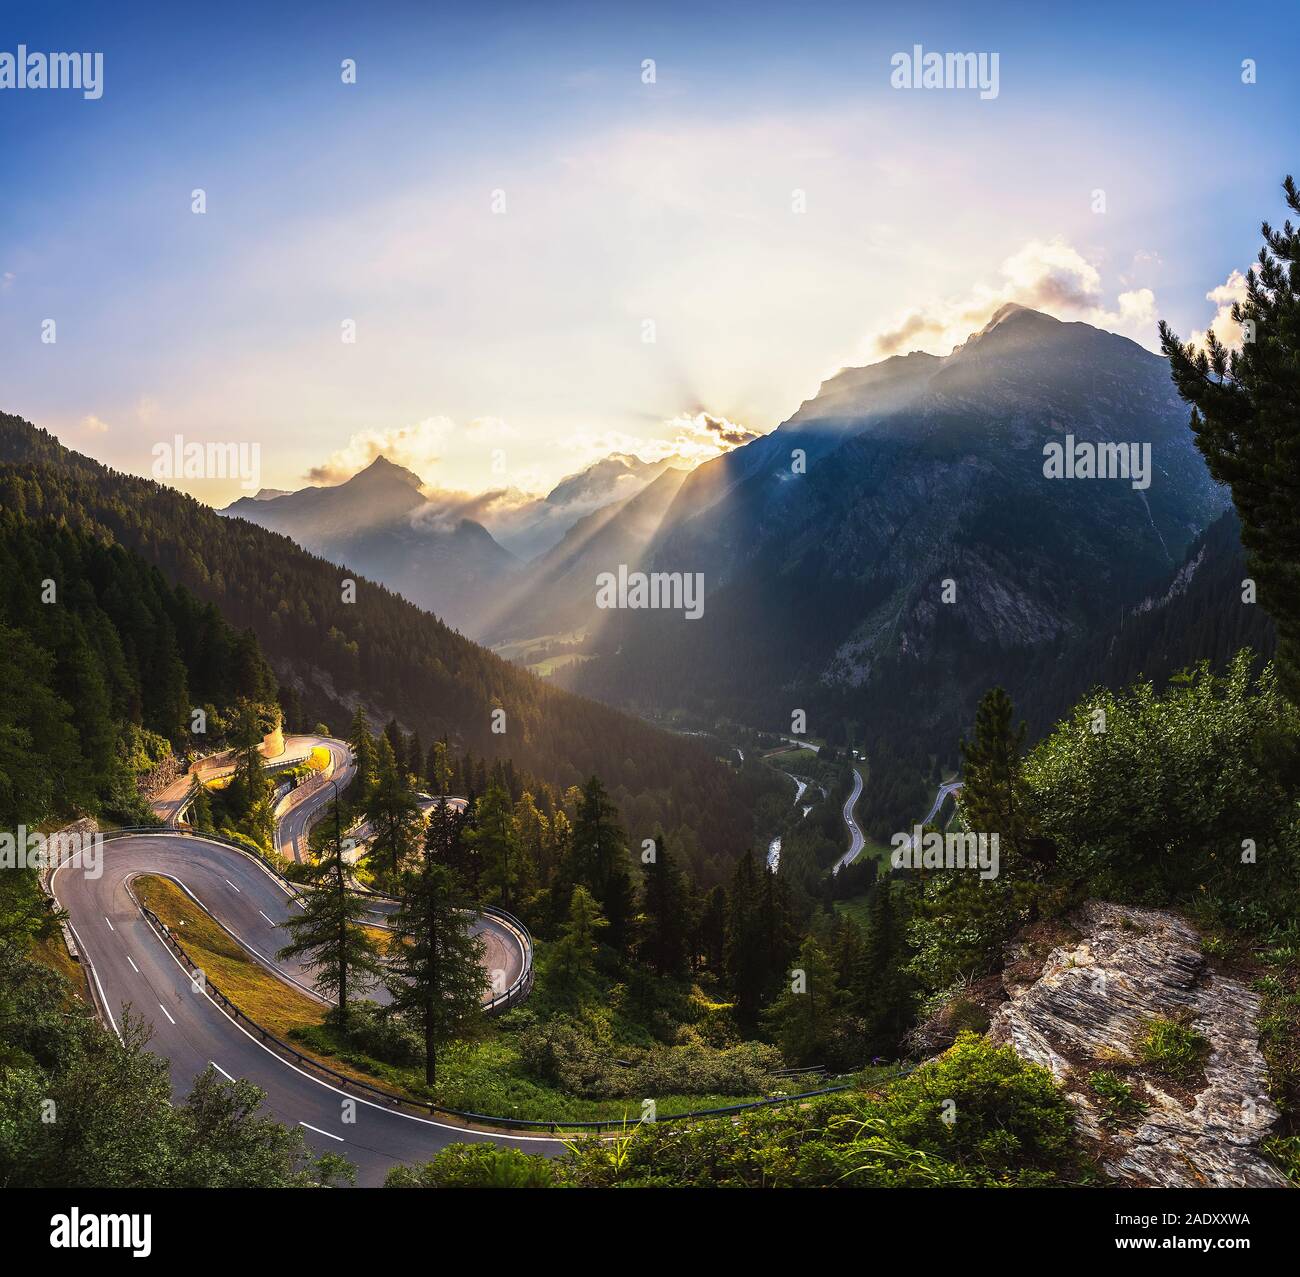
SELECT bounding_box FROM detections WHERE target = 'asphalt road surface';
[833,766,866,872]
[833,773,964,874]
[52,745,557,1184]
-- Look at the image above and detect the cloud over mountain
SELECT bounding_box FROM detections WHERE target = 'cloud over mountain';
[870,238,1158,357]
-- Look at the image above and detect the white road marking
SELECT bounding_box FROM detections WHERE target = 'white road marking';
[158,1002,176,1024]
[299,1121,344,1142]
[66,920,121,1043]
[143,888,558,1145]
[225,879,241,892]
[259,910,275,924]
[126,955,139,973]
[209,1060,235,1081]
[104,916,114,932]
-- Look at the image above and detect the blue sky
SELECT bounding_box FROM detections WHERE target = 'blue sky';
[1,0,1297,505]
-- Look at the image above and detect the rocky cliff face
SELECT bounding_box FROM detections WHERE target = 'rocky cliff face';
[988,901,1286,1187]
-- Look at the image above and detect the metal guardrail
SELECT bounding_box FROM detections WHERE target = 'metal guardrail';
[134,892,856,1135]
[100,824,534,1017]
[476,904,535,1014]
[106,832,873,1136]
[172,746,321,825]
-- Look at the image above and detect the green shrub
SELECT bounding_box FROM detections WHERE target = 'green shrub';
[865,1032,1084,1181]
[946,997,992,1036]
[293,1001,423,1070]
[385,1144,557,1188]
[1262,1134,1300,1186]
[1021,654,1300,927]
[1255,966,1300,1123]
[1135,1017,1210,1085]
[516,1020,782,1099]
[544,1032,1089,1188]
[1087,1070,1147,1127]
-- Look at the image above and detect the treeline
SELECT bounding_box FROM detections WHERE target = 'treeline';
[337,705,913,1073]
[0,413,761,884]
[0,508,276,829]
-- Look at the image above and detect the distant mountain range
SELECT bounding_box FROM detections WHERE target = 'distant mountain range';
[221,452,691,636]
[480,465,691,644]
[0,412,764,884]
[222,456,520,635]
[0,298,1264,853]
[560,304,1232,751]
[216,304,1245,776]
[495,453,689,560]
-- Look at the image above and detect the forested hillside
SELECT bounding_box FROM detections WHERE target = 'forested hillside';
[0,508,277,829]
[0,413,767,884]
[1012,507,1276,740]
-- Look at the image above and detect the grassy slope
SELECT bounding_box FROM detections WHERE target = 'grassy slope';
[133,875,778,1124]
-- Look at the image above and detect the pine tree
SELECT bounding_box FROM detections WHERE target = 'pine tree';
[363,734,423,880]
[638,834,689,977]
[759,865,798,993]
[407,731,423,787]
[512,791,548,890]
[426,738,449,793]
[347,706,376,798]
[227,698,272,823]
[187,777,214,831]
[144,620,189,743]
[855,879,914,1056]
[465,779,524,907]
[383,717,405,767]
[695,884,727,975]
[959,687,1047,872]
[385,858,487,1086]
[725,852,767,1031]
[424,795,466,869]
[831,913,865,990]
[765,935,840,1066]
[548,884,606,995]
[565,776,635,954]
[276,802,383,1030]
[1160,174,1300,701]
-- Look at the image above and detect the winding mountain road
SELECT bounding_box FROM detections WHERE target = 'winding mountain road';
[53,737,557,1184]
[833,766,866,873]
[832,772,964,874]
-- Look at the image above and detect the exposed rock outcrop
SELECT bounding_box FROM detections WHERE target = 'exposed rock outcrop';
[138,752,183,800]
[988,901,1286,1187]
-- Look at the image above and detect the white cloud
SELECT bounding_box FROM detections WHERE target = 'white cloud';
[868,238,1162,356]
[306,416,455,484]
[1189,269,1249,351]
[80,414,110,434]
[463,416,520,441]
[560,412,758,471]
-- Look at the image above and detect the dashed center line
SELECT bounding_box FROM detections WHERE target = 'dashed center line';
[126,955,139,973]
[157,1002,176,1025]
[209,1060,235,1081]
[225,879,241,892]
[104,916,115,932]
[299,1121,344,1142]
[259,910,275,924]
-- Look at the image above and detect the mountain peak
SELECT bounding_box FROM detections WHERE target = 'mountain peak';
[974,302,1063,338]
[982,300,1029,329]
[945,303,1074,359]
[350,455,425,490]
